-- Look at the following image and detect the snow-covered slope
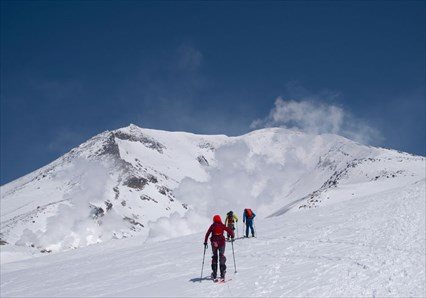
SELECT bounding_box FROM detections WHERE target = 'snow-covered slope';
[1,124,424,256]
[1,179,424,297]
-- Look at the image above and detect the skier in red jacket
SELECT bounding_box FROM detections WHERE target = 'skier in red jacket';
[204,215,235,280]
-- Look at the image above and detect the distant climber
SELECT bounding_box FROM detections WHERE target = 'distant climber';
[204,215,235,281]
[243,208,256,237]
[225,211,238,241]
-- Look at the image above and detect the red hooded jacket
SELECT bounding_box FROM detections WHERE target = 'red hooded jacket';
[204,222,234,247]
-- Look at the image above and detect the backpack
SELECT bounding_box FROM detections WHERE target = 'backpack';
[227,213,234,224]
[213,223,224,236]
[245,208,253,219]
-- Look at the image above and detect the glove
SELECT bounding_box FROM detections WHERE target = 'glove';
[203,242,207,248]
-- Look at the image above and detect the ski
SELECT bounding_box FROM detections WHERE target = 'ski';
[213,278,231,283]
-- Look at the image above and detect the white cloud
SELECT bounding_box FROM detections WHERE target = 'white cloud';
[251,97,383,145]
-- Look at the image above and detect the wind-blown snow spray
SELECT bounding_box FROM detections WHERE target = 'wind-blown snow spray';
[16,159,127,252]
[175,141,304,216]
[148,139,307,241]
[147,210,208,242]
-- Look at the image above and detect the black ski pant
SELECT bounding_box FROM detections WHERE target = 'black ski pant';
[211,244,226,275]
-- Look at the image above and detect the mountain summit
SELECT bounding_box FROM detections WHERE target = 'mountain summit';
[1,125,424,253]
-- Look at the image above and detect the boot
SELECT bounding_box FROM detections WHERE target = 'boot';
[220,264,226,279]
[211,263,217,279]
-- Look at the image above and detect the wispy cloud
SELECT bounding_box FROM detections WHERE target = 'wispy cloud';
[251,93,383,145]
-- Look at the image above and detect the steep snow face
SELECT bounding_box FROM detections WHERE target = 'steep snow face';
[0,124,424,255]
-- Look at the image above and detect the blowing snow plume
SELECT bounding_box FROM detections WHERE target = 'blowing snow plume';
[16,159,127,252]
[148,140,306,241]
[251,97,383,145]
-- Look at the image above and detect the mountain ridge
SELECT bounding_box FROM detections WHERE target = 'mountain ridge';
[1,124,424,254]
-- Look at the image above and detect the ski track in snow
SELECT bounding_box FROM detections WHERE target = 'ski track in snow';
[1,180,425,297]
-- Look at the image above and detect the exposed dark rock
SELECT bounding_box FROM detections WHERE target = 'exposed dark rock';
[113,131,166,153]
[157,186,171,196]
[182,203,188,210]
[89,205,104,218]
[123,217,144,227]
[124,177,148,190]
[197,155,209,166]
[147,174,158,184]
[372,170,403,181]
[113,187,120,200]
[140,195,158,203]
[121,200,127,207]
[0,239,7,245]
[105,200,113,211]
[158,173,170,181]
[198,142,215,151]
[97,133,120,156]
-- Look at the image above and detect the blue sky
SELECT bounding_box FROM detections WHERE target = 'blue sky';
[1,1,425,185]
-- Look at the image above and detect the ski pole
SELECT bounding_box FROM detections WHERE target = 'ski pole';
[200,244,207,282]
[254,221,256,238]
[231,239,237,273]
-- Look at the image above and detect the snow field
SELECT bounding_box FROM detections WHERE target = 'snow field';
[1,179,424,297]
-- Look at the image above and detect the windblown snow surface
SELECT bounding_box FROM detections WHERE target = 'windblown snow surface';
[1,125,425,297]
